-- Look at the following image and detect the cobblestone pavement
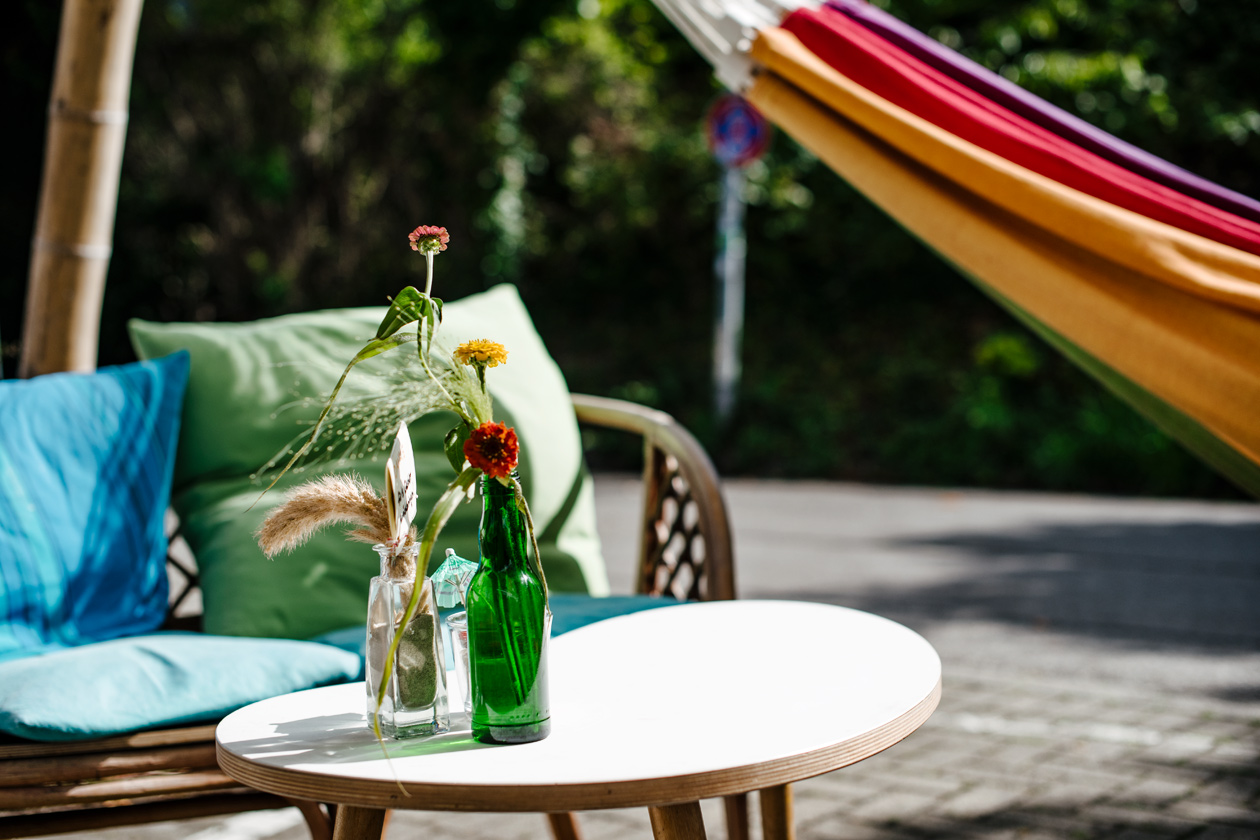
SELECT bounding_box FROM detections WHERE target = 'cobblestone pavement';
[70,478,1260,840]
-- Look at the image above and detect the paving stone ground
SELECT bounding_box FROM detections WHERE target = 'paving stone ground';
[70,477,1260,840]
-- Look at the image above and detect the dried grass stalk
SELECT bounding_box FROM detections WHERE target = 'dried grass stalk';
[256,474,394,559]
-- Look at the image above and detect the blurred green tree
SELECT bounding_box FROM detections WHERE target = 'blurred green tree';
[3,0,1254,496]
[4,0,568,365]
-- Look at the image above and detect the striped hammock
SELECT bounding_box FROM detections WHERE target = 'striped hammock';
[657,0,1260,496]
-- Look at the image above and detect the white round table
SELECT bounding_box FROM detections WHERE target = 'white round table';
[216,600,941,840]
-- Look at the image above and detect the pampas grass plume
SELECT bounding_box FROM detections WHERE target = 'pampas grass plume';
[256,474,396,559]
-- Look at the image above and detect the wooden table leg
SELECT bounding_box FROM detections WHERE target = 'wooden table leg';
[331,805,387,840]
[547,811,583,840]
[759,784,795,840]
[648,802,706,840]
[284,799,333,840]
[723,793,750,840]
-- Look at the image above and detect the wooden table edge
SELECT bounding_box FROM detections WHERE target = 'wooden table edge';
[216,676,941,812]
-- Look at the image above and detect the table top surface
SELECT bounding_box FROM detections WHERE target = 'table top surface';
[216,600,941,812]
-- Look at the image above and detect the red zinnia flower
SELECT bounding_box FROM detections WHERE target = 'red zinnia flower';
[464,422,519,479]
[408,225,450,254]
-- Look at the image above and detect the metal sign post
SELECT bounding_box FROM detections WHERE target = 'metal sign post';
[707,94,770,427]
[714,166,747,424]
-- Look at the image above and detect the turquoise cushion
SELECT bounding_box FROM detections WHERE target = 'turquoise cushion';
[0,353,190,661]
[0,633,360,741]
[548,593,681,637]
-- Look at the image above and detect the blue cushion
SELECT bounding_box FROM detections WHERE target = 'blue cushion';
[548,593,680,636]
[0,633,360,741]
[0,353,190,660]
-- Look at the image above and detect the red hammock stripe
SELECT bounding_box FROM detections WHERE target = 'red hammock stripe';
[781,7,1260,259]
[825,0,1260,225]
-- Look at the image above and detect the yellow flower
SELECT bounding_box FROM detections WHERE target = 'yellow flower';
[455,339,508,368]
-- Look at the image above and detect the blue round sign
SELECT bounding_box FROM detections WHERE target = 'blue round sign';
[707,94,771,168]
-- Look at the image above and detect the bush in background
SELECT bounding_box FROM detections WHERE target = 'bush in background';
[4,0,1255,498]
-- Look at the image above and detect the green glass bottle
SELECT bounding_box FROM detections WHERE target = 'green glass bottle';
[466,474,551,744]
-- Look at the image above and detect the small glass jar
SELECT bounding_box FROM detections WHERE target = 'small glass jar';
[446,611,472,715]
[365,543,450,738]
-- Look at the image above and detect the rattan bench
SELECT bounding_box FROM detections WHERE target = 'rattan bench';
[0,394,748,840]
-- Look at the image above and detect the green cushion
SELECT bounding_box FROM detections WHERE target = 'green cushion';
[129,285,607,640]
[0,633,360,741]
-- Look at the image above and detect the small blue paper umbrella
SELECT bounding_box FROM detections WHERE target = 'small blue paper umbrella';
[431,548,478,608]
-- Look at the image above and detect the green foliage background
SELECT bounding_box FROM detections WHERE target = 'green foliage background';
[4,0,1258,497]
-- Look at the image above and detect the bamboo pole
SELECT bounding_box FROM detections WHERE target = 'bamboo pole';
[19,0,145,378]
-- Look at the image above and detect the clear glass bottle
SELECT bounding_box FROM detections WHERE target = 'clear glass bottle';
[365,543,449,738]
[466,474,551,744]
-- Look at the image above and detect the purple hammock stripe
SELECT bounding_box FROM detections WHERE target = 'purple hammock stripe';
[824,0,1260,225]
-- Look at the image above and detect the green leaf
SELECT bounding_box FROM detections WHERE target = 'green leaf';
[374,286,426,340]
[444,424,471,473]
[376,287,442,364]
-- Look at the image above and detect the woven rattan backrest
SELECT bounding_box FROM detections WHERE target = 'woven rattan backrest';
[162,516,203,630]
[570,394,736,602]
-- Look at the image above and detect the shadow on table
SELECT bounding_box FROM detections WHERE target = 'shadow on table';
[222,711,492,767]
